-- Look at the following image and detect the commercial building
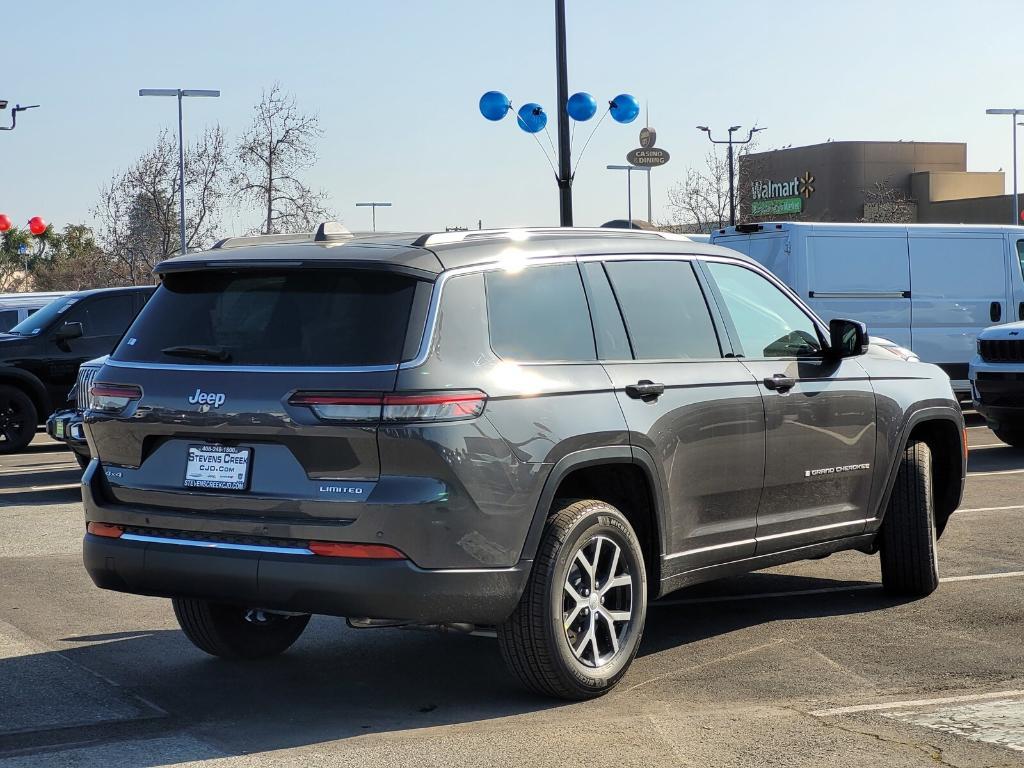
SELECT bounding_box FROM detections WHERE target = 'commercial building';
[738,141,1016,224]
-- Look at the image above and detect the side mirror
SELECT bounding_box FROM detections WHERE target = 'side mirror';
[55,321,84,342]
[828,318,868,358]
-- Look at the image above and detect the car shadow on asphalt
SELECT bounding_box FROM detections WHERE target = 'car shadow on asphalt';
[0,571,917,762]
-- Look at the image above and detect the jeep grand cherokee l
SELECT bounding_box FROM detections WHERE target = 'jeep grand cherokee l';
[81,226,966,700]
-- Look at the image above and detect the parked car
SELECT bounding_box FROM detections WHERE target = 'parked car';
[0,286,154,453]
[711,222,1024,395]
[46,356,106,468]
[970,321,1024,447]
[81,225,965,700]
[0,292,70,332]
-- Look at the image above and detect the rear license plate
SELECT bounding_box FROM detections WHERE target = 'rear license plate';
[183,445,251,491]
[54,420,65,439]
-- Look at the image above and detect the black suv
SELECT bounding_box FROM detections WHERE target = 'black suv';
[81,227,965,699]
[0,286,153,453]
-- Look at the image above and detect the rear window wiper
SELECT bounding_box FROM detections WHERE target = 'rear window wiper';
[161,344,232,362]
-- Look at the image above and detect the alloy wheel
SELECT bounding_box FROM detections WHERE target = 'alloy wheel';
[562,534,634,668]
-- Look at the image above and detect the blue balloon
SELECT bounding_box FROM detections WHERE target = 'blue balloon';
[479,91,511,121]
[567,92,597,121]
[517,103,547,134]
[610,93,640,124]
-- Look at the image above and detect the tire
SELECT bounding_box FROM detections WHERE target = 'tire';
[172,598,310,660]
[879,440,939,597]
[74,452,90,470]
[498,499,647,700]
[993,428,1024,449]
[0,385,37,454]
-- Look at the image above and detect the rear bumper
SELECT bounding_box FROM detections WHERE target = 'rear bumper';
[970,363,1024,428]
[83,533,530,624]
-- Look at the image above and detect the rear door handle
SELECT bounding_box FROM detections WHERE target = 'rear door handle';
[625,380,665,400]
[991,301,1002,323]
[763,374,796,392]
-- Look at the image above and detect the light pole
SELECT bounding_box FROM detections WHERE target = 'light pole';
[607,165,647,224]
[0,101,40,132]
[355,202,392,233]
[139,88,220,254]
[697,124,766,226]
[985,108,1024,224]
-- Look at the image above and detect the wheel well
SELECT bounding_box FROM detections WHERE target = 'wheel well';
[552,462,661,586]
[906,418,963,536]
[0,375,46,423]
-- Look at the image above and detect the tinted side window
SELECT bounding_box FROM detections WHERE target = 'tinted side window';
[706,261,822,358]
[580,262,632,360]
[604,260,721,360]
[0,309,18,332]
[84,295,137,336]
[485,263,596,361]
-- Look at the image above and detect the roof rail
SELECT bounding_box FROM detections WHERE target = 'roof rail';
[412,227,694,248]
[212,221,352,250]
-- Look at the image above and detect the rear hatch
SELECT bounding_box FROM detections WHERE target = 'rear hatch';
[86,266,432,519]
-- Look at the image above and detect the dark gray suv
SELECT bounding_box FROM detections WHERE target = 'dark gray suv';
[81,226,966,699]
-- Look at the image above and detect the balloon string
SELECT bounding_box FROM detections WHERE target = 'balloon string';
[572,107,610,176]
[543,124,558,160]
[530,131,559,177]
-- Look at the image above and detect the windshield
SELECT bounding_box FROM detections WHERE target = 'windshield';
[112,269,421,367]
[7,296,81,336]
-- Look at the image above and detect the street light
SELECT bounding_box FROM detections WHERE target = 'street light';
[355,202,392,233]
[607,165,648,224]
[139,88,220,254]
[697,124,766,226]
[985,108,1024,224]
[0,102,40,132]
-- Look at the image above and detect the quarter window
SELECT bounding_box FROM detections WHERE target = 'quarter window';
[604,260,721,360]
[485,263,596,361]
[706,261,822,358]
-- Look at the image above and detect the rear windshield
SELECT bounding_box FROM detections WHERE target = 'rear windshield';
[112,269,420,367]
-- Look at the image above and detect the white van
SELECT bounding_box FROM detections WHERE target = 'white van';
[711,222,1024,393]
[0,292,71,333]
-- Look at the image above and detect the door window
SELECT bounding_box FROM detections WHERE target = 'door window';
[580,262,632,360]
[485,263,596,361]
[706,261,822,359]
[604,260,721,360]
[66,295,136,337]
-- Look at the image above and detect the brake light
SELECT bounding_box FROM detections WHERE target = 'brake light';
[87,522,125,538]
[89,383,142,414]
[289,391,486,423]
[308,541,406,559]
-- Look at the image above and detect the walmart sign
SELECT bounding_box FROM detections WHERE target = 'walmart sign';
[750,171,815,216]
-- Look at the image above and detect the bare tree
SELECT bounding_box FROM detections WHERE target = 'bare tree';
[94,127,229,284]
[234,85,332,234]
[861,179,916,223]
[662,142,766,233]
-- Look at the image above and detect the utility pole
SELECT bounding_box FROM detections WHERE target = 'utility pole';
[554,0,573,226]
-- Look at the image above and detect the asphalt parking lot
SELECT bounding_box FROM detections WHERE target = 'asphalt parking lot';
[1,418,1023,767]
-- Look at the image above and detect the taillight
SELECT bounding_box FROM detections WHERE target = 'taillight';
[87,522,125,538]
[308,541,406,559]
[289,391,486,423]
[89,383,142,414]
[288,393,383,422]
[383,392,486,422]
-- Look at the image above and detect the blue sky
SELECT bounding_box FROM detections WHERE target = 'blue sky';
[2,0,1022,234]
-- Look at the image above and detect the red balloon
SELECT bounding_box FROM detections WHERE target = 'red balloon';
[0,214,11,233]
[28,216,46,236]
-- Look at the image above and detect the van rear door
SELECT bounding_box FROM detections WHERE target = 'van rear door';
[909,232,1010,384]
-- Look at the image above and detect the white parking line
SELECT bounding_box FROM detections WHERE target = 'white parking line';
[0,464,78,476]
[651,571,1024,607]
[809,689,1024,717]
[0,482,80,493]
[958,504,1024,513]
[967,468,1024,477]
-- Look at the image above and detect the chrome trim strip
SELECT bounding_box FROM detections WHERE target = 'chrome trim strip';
[664,518,874,560]
[754,518,874,543]
[663,538,756,561]
[120,533,314,556]
[103,359,398,374]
